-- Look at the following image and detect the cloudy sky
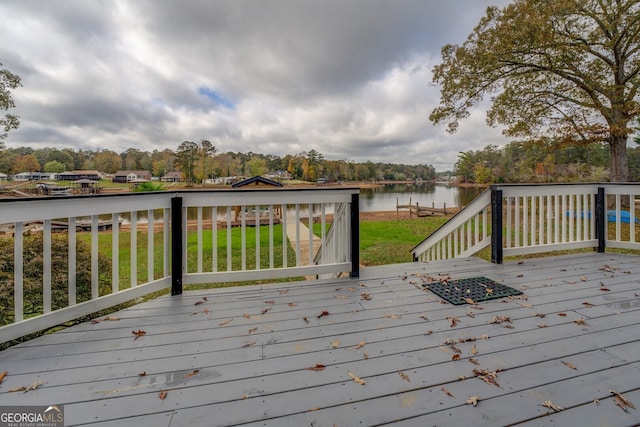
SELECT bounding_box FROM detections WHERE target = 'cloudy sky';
[1,0,512,171]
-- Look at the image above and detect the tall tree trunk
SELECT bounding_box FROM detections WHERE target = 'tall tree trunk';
[609,133,629,182]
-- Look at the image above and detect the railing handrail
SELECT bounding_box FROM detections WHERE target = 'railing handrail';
[0,187,360,344]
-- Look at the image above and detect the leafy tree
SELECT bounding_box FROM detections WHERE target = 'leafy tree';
[176,140,199,185]
[13,154,40,174]
[430,0,640,182]
[44,160,65,173]
[246,156,267,177]
[94,150,123,174]
[0,61,21,146]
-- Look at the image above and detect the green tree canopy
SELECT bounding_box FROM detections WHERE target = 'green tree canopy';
[0,61,21,146]
[430,0,640,182]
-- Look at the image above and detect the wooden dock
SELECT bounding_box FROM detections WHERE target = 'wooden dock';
[397,197,459,218]
[1,253,639,426]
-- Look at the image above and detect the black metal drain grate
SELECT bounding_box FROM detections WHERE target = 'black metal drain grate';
[422,276,522,305]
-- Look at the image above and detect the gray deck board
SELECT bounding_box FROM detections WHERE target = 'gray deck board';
[1,253,639,426]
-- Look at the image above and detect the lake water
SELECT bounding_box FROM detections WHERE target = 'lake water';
[359,183,484,212]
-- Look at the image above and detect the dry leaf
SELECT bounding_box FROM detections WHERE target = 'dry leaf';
[264,300,275,304]
[278,289,289,294]
[183,369,200,379]
[441,387,454,397]
[481,334,490,340]
[490,316,511,324]
[385,314,402,319]
[248,327,258,334]
[138,371,147,377]
[473,369,500,387]
[542,400,564,412]
[354,340,366,349]
[261,308,271,315]
[538,324,548,328]
[466,311,475,318]
[0,370,6,384]
[9,381,44,393]
[305,364,326,372]
[582,302,594,308]
[573,318,589,326]
[419,314,429,320]
[448,316,459,327]
[194,300,204,306]
[348,287,355,292]
[600,287,611,292]
[561,361,577,370]
[535,313,546,318]
[303,316,309,323]
[335,295,348,299]
[348,371,365,385]
[469,358,480,365]
[331,340,340,348]
[219,318,233,326]
[317,310,330,319]
[557,313,567,317]
[159,390,167,400]
[425,330,433,335]
[451,354,461,361]
[398,371,410,382]
[518,302,533,308]
[465,396,480,407]
[463,298,477,305]
[581,275,587,282]
[470,344,478,355]
[288,302,297,307]
[363,352,369,359]
[361,293,372,300]
[242,313,251,319]
[132,330,146,340]
[243,340,257,347]
[610,390,636,412]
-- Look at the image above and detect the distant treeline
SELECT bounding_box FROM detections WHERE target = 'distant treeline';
[454,139,640,184]
[0,145,436,183]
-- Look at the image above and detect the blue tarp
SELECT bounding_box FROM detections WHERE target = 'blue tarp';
[566,210,639,223]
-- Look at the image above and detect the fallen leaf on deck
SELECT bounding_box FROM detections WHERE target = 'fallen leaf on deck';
[305,364,326,372]
[183,369,200,379]
[469,358,480,365]
[9,381,44,393]
[219,318,233,326]
[243,340,257,347]
[538,324,548,328]
[348,287,356,292]
[561,361,577,370]
[331,340,340,348]
[441,387,454,397]
[581,275,587,282]
[452,354,461,361]
[448,316,459,327]
[600,287,611,291]
[490,316,511,324]
[317,310,330,319]
[303,316,309,323]
[194,300,204,306]
[481,334,490,340]
[542,400,564,412]
[582,302,594,308]
[242,313,251,319]
[450,345,462,354]
[132,330,146,340]
[425,330,433,335]
[159,390,167,400]
[261,308,271,315]
[288,302,297,307]
[248,327,258,334]
[517,274,524,278]
[438,346,450,354]
[348,371,365,385]
[557,313,567,317]
[264,300,275,304]
[0,370,7,384]
[361,293,372,300]
[535,313,546,318]
[470,344,478,355]
[610,390,636,412]
[335,295,348,299]
[473,369,501,387]
[518,302,533,308]
[385,314,402,319]
[601,265,614,272]
[466,311,475,318]
[363,352,369,359]
[398,371,410,382]
[138,371,146,377]
[419,314,429,320]
[503,325,514,329]
[354,340,366,349]
[277,289,289,294]
[465,396,480,407]
[573,318,589,326]
[463,298,477,305]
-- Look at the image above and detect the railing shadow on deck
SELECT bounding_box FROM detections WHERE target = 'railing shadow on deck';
[0,188,360,343]
[412,183,640,263]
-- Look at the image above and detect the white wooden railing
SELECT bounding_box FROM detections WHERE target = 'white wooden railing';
[412,183,640,262]
[0,188,359,343]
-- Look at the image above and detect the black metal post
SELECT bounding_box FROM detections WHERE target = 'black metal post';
[350,192,360,279]
[491,187,503,264]
[171,196,183,295]
[596,187,605,253]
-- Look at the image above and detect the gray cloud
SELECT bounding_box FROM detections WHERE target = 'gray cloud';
[1,0,512,170]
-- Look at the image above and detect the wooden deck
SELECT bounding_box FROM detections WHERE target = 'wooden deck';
[1,253,639,426]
